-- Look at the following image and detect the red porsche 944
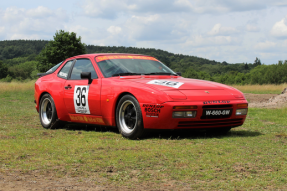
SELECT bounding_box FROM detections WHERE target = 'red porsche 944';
[34,53,248,139]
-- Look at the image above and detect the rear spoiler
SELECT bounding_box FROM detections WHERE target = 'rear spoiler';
[37,73,52,77]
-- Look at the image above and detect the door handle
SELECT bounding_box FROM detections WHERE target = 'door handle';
[65,85,72,90]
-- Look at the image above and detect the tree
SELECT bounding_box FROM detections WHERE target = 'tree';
[244,63,249,70]
[253,57,261,66]
[0,61,8,79]
[7,61,37,80]
[37,30,86,72]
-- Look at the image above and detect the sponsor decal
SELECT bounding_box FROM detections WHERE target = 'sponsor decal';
[203,100,230,104]
[147,80,184,89]
[74,85,90,114]
[96,55,158,62]
[59,72,67,78]
[143,104,164,118]
[69,115,104,124]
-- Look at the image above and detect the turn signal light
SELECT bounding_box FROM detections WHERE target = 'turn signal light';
[237,103,248,108]
[173,106,197,109]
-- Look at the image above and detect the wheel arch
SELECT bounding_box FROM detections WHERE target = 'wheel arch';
[39,91,50,103]
[37,90,69,121]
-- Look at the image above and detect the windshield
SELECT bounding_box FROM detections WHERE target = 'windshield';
[46,62,63,73]
[96,57,176,78]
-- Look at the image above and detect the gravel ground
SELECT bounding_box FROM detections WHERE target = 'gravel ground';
[245,92,287,108]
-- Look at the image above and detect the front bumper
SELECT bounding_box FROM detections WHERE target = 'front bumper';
[141,100,248,129]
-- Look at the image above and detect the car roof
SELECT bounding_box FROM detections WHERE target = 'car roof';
[69,53,151,59]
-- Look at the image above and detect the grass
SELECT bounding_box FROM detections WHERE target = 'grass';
[0,82,287,190]
[232,83,287,94]
[0,80,35,93]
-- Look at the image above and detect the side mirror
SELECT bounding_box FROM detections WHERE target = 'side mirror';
[81,72,93,84]
[176,72,182,76]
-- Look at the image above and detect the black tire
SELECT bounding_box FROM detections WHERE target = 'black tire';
[39,94,61,129]
[116,95,145,139]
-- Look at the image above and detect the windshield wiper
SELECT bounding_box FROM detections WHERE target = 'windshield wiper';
[112,72,142,77]
[144,72,178,76]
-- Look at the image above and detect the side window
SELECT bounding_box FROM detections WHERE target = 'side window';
[70,59,98,80]
[58,60,73,79]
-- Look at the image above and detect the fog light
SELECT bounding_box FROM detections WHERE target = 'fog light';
[186,111,196,117]
[173,111,197,118]
[173,111,185,118]
[236,108,248,115]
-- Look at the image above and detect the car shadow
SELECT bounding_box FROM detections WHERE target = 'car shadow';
[58,123,262,140]
[60,123,120,133]
[142,129,263,140]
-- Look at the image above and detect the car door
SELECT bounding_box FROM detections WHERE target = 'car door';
[63,58,101,116]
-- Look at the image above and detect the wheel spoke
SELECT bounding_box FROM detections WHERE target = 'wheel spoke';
[124,114,129,120]
[126,105,132,114]
[131,107,136,115]
[47,111,52,119]
[129,119,135,127]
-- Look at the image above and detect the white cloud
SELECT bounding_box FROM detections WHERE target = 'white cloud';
[124,14,189,41]
[208,23,239,36]
[185,35,239,47]
[254,41,276,51]
[81,0,196,19]
[283,40,287,47]
[26,6,53,18]
[246,24,260,32]
[107,26,122,35]
[270,16,287,38]
[1,0,287,64]
[0,6,69,39]
[81,0,287,19]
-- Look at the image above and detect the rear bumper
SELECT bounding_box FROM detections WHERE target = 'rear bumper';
[141,100,248,129]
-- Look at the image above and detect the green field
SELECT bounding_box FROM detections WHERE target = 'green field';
[0,82,287,190]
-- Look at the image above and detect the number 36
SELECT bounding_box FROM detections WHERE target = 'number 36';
[75,87,86,106]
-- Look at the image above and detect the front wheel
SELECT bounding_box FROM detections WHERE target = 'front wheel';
[116,95,145,139]
[39,94,61,129]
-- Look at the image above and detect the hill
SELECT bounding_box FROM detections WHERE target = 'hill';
[0,40,255,75]
[3,40,286,85]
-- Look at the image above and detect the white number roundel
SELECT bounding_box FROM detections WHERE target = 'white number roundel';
[73,85,90,114]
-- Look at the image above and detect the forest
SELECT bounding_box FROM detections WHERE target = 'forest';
[0,39,286,85]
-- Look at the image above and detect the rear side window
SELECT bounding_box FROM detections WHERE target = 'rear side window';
[58,60,73,79]
[46,62,63,73]
[70,59,98,80]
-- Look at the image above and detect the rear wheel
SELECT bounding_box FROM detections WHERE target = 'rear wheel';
[116,95,145,139]
[39,94,62,129]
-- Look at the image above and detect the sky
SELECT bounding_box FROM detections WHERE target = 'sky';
[1,0,287,64]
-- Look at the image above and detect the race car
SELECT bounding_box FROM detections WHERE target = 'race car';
[34,53,248,139]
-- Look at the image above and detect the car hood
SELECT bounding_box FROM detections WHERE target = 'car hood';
[122,77,245,101]
[126,77,224,90]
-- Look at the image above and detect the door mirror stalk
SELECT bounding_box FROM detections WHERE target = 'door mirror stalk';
[81,72,93,84]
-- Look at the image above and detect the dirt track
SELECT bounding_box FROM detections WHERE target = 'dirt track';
[245,92,287,108]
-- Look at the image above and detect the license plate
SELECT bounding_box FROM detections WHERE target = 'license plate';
[203,109,232,116]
